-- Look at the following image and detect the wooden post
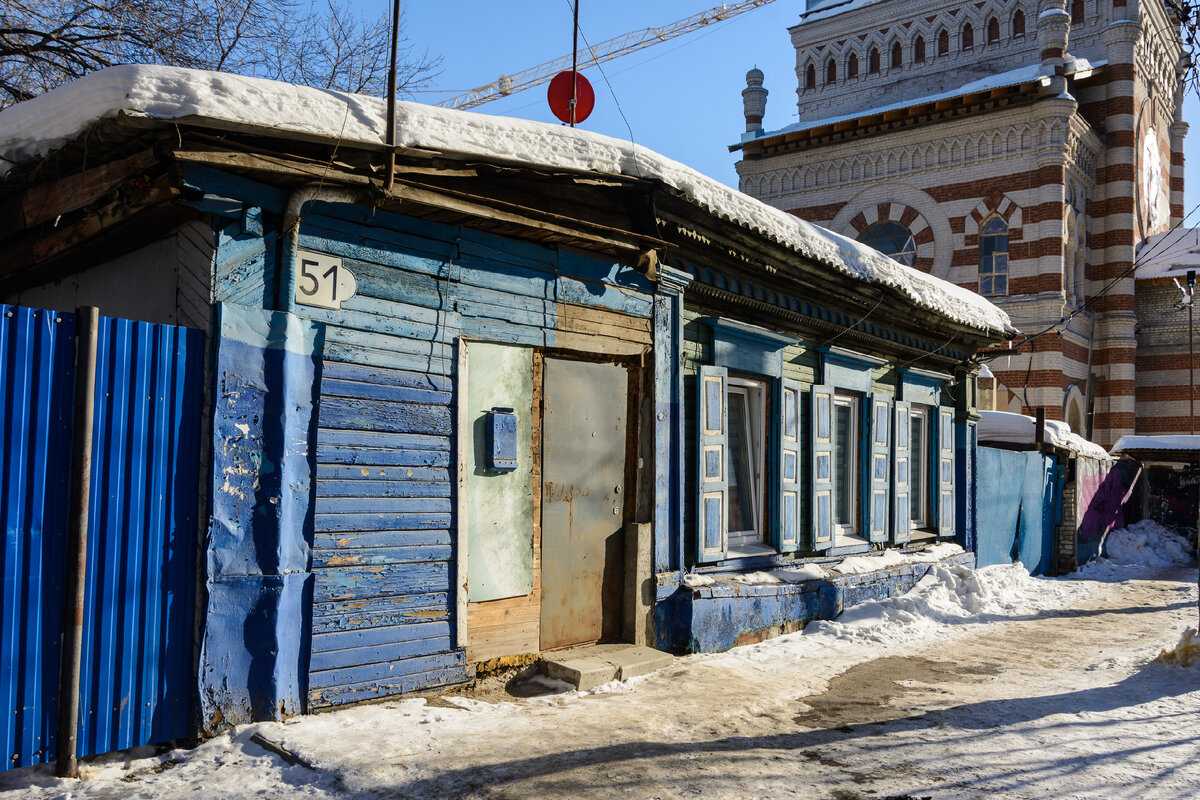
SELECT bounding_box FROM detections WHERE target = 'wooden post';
[1035,407,1046,450]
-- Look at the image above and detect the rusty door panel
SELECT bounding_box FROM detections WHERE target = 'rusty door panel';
[540,358,627,651]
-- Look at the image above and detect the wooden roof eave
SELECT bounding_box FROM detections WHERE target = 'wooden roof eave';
[652,199,1004,355]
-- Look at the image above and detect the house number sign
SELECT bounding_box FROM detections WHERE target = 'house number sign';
[295,249,357,310]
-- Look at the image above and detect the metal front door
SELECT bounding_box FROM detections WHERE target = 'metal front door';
[540,358,627,650]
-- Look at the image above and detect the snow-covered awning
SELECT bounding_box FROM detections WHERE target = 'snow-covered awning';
[978,410,1109,459]
[1134,229,1200,281]
[1110,435,1200,462]
[0,65,1014,337]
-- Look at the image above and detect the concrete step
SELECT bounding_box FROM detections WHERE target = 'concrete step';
[540,644,674,691]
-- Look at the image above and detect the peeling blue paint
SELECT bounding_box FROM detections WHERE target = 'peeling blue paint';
[199,303,324,731]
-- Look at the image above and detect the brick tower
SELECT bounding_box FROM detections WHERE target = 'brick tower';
[733,0,1188,447]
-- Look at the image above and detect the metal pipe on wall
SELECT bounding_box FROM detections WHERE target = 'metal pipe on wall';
[56,305,99,779]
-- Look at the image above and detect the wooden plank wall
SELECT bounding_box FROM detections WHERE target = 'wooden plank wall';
[294,201,654,706]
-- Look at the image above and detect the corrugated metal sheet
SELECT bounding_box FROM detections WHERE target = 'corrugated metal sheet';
[77,316,204,757]
[0,306,204,770]
[0,305,75,769]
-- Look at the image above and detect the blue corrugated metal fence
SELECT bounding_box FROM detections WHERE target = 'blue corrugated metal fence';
[0,305,204,770]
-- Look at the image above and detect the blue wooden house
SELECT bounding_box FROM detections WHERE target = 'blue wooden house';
[0,67,1014,739]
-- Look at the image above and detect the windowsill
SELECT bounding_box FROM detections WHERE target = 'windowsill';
[835,532,868,548]
[908,528,938,543]
[726,542,779,560]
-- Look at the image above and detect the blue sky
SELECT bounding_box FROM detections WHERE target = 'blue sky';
[394,1,1199,212]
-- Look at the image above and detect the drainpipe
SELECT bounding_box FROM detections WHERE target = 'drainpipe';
[57,306,99,778]
[277,186,364,313]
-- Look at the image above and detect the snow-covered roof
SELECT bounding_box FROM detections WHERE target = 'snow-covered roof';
[0,65,1014,336]
[1110,434,1200,456]
[741,59,1100,147]
[1135,228,1200,281]
[978,410,1110,459]
[798,0,888,25]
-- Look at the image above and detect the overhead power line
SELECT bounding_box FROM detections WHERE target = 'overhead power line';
[436,0,778,110]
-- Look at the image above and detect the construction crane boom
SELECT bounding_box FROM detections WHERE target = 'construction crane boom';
[437,0,777,110]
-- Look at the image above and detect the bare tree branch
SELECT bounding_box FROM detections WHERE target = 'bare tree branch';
[0,0,441,107]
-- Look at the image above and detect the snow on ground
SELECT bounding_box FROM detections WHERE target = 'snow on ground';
[1076,519,1196,582]
[2,529,1196,799]
[0,66,1013,336]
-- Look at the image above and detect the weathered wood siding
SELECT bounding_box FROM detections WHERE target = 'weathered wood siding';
[292,201,653,706]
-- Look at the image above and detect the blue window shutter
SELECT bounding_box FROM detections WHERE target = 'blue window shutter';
[777,378,803,553]
[697,366,728,563]
[809,384,834,551]
[936,407,956,536]
[867,394,892,543]
[892,400,912,545]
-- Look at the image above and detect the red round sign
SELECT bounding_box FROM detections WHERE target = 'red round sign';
[547,70,595,124]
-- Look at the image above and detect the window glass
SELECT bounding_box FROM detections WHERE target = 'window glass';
[962,24,974,50]
[910,408,929,527]
[727,391,755,535]
[914,36,925,63]
[937,29,949,55]
[827,59,837,84]
[1013,10,1026,38]
[890,42,902,69]
[833,395,859,535]
[987,17,999,44]
[848,53,859,79]
[725,379,766,551]
[858,221,917,267]
[869,48,880,74]
[979,214,1009,296]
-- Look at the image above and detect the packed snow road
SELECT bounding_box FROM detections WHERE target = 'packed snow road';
[4,532,1198,799]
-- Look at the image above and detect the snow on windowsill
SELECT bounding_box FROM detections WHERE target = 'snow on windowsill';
[682,543,965,589]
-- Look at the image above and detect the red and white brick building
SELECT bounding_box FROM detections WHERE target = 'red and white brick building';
[733,0,1189,447]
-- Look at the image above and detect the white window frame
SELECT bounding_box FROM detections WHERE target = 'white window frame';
[909,406,930,529]
[833,393,861,544]
[725,377,768,554]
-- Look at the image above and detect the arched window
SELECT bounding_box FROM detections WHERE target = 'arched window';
[1071,0,1084,23]
[987,17,1000,43]
[1013,9,1026,39]
[869,47,880,74]
[979,215,1009,296]
[914,36,926,63]
[962,24,974,51]
[891,41,902,69]
[858,222,917,267]
[937,29,949,56]
[806,63,816,90]
[827,58,837,85]
[848,52,859,79]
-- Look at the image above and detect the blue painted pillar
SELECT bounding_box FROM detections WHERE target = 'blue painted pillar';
[653,266,692,577]
[199,303,324,732]
[955,418,978,554]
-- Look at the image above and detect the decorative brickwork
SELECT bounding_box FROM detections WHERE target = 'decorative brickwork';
[735,0,1188,448]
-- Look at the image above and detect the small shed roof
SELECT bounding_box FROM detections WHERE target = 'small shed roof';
[977,410,1109,459]
[1134,228,1200,282]
[1110,435,1200,464]
[0,66,1015,337]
